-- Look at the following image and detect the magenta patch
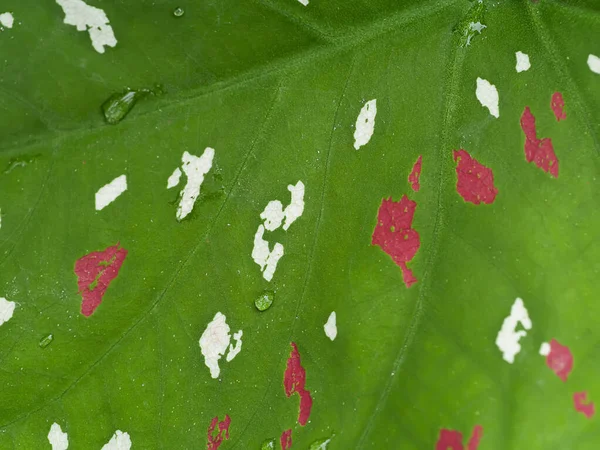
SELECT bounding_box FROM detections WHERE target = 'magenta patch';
[74,244,128,317]
[452,150,498,205]
[371,195,420,288]
[520,107,559,178]
[436,429,464,450]
[466,425,483,450]
[280,429,292,450]
[284,343,313,426]
[545,339,573,382]
[573,392,595,418]
[408,155,423,192]
[207,415,231,450]
[551,92,566,121]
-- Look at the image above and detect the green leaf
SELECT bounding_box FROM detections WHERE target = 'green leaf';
[1,0,599,448]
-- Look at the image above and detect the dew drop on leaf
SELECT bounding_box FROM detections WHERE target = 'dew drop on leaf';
[39,334,54,348]
[260,438,276,449]
[101,89,150,125]
[255,290,274,311]
[173,7,185,17]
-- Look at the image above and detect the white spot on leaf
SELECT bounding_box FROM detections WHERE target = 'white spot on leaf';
[297,0,309,5]
[353,99,377,150]
[199,312,242,378]
[55,0,117,54]
[0,12,14,29]
[0,297,15,326]
[252,225,284,282]
[539,342,550,356]
[495,297,532,364]
[466,21,486,46]
[48,423,69,450]
[475,77,499,118]
[166,167,182,189]
[176,148,215,221]
[588,54,600,75]
[95,174,127,211]
[324,311,337,341]
[260,200,284,232]
[101,430,131,450]
[282,181,305,231]
[515,51,531,73]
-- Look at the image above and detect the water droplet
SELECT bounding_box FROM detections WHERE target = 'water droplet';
[254,290,274,312]
[309,436,333,449]
[39,334,54,348]
[261,438,276,450]
[101,88,153,125]
[173,7,185,17]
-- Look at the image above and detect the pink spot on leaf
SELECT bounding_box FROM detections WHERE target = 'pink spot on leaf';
[551,92,566,121]
[408,155,423,192]
[284,343,313,426]
[520,107,559,178]
[545,338,573,382]
[436,429,464,450]
[207,415,231,450]
[74,244,128,317]
[573,392,595,418]
[280,429,292,450]
[371,195,420,288]
[466,425,484,450]
[452,150,498,205]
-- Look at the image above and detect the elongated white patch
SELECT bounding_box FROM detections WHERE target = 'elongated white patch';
[0,12,14,28]
[95,175,127,211]
[167,167,182,189]
[282,181,305,231]
[324,311,337,341]
[588,54,600,75]
[199,312,242,378]
[539,342,550,356]
[252,225,284,282]
[176,148,214,221]
[515,51,531,73]
[101,430,131,450]
[0,297,15,326]
[226,330,243,362]
[495,297,532,363]
[260,200,284,232]
[48,423,69,450]
[353,99,377,150]
[55,0,117,54]
[297,0,309,5]
[476,77,499,118]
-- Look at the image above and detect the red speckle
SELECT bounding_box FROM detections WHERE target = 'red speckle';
[520,107,559,178]
[436,429,464,450]
[284,343,313,426]
[545,339,573,382]
[466,425,484,450]
[408,155,423,192]
[207,415,231,450]
[74,244,128,317]
[573,392,595,418]
[452,150,498,205]
[371,195,420,288]
[280,429,292,450]
[551,92,566,121]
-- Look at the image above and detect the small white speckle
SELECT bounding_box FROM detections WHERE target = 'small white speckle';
[353,99,377,150]
[539,342,550,356]
[495,297,532,364]
[324,311,337,341]
[47,423,68,450]
[0,12,14,29]
[101,430,131,450]
[176,148,215,221]
[55,0,117,54]
[0,297,15,326]
[475,77,499,118]
[166,167,182,189]
[515,51,531,73]
[95,174,127,211]
[587,54,600,75]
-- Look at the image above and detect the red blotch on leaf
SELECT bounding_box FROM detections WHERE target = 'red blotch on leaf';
[520,107,559,178]
[280,429,292,450]
[408,155,423,192]
[74,244,128,317]
[452,150,498,205]
[551,92,566,121]
[545,339,573,382]
[371,195,420,288]
[206,415,231,450]
[573,392,595,419]
[466,425,484,450]
[284,343,313,426]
